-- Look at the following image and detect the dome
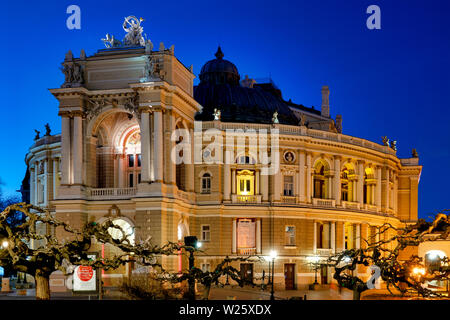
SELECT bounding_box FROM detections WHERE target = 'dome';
[199,47,240,86]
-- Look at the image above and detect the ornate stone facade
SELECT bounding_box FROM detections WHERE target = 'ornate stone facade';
[24,18,422,290]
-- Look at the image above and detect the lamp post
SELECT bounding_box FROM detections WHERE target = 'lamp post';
[269,250,277,300]
[184,236,201,300]
[307,255,320,286]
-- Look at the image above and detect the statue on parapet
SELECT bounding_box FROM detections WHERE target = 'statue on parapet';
[34,130,40,141]
[101,33,122,48]
[123,16,146,46]
[44,123,51,136]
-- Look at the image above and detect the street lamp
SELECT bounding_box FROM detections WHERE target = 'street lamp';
[1,240,8,249]
[184,236,201,300]
[307,255,320,285]
[269,250,277,301]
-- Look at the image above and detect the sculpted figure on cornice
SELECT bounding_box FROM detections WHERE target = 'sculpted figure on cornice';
[61,60,84,88]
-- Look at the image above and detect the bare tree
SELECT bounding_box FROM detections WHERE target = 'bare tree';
[0,203,183,300]
[328,212,450,300]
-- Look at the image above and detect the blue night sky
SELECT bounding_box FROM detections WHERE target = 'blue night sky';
[2,0,449,219]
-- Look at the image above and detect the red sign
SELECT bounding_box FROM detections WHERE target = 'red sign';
[77,266,94,282]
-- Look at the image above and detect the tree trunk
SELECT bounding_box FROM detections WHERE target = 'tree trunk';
[202,284,211,300]
[352,288,361,300]
[35,270,51,300]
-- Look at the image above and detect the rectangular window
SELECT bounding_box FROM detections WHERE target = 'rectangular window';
[201,225,210,242]
[128,154,134,167]
[137,154,141,167]
[201,263,211,272]
[138,173,141,184]
[129,173,134,187]
[283,176,294,196]
[285,226,296,246]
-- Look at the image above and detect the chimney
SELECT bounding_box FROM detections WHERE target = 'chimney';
[321,86,330,118]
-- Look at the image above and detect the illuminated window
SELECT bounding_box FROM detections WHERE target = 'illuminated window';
[285,226,296,246]
[201,225,210,242]
[284,176,294,196]
[237,170,254,195]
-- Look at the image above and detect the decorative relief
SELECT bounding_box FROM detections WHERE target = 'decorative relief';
[82,94,139,121]
[283,150,295,163]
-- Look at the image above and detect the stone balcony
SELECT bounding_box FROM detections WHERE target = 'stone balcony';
[231,194,262,204]
[316,248,333,256]
[238,248,257,255]
[88,187,137,200]
[342,201,361,210]
[364,204,379,212]
[312,198,336,208]
[281,196,297,204]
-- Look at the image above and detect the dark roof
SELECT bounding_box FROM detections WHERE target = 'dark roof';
[195,82,302,125]
[194,47,319,125]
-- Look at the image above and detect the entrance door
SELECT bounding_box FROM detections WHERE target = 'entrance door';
[240,263,253,285]
[284,264,295,290]
[320,265,328,284]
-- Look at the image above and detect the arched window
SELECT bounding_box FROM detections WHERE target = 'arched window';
[314,165,326,199]
[125,131,141,188]
[201,173,211,194]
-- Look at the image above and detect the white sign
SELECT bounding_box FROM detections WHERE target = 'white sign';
[73,254,97,292]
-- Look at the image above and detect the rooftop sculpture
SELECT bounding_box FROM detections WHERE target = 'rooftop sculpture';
[102,16,150,48]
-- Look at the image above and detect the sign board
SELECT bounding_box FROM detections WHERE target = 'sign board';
[73,253,99,294]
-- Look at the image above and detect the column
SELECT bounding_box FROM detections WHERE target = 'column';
[30,167,35,205]
[331,222,336,253]
[153,111,163,182]
[118,154,124,187]
[34,162,38,203]
[323,223,330,248]
[357,161,364,205]
[394,175,398,215]
[327,175,332,199]
[232,219,237,254]
[313,221,317,253]
[306,153,312,203]
[186,129,194,191]
[356,224,361,249]
[342,222,346,251]
[334,157,341,205]
[53,158,58,199]
[255,170,260,195]
[43,160,48,205]
[140,111,151,182]
[371,184,375,205]
[256,219,261,254]
[224,163,231,200]
[384,168,390,211]
[72,115,83,185]
[261,171,268,201]
[376,166,382,208]
[298,151,305,202]
[231,169,236,195]
[61,116,71,185]
[352,180,357,202]
[273,169,281,201]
